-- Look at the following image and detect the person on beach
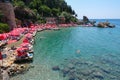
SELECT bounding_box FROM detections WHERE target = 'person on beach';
[0,52,3,66]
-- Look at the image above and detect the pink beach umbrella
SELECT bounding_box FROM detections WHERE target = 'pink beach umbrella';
[7,40,17,44]
[20,43,30,47]
[25,33,32,38]
[17,28,25,33]
[10,31,20,36]
[30,26,34,28]
[31,28,36,31]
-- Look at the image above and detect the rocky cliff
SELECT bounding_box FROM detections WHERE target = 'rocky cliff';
[0,2,16,30]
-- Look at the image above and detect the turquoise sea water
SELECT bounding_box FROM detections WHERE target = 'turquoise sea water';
[11,19,120,80]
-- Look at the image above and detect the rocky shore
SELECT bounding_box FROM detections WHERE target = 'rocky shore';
[0,29,36,79]
[97,22,115,28]
[0,23,77,79]
[78,16,115,28]
[0,42,34,80]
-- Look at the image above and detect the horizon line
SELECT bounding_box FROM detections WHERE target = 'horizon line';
[78,18,120,19]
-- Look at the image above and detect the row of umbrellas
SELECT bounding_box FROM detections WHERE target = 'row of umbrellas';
[16,33,32,57]
[0,28,29,40]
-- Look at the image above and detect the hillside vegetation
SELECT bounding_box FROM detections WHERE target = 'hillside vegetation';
[0,0,78,33]
[12,0,78,24]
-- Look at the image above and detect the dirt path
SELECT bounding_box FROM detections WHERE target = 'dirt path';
[5,36,26,48]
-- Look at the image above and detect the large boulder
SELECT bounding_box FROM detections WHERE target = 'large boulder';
[83,16,90,24]
[97,22,108,28]
[97,22,115,28]
[52,66,60,71]
[78,16,96,26]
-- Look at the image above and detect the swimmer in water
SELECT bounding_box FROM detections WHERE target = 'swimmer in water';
[76,50,80,54]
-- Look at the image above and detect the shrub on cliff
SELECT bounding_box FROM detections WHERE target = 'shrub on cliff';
[0,23,9,33]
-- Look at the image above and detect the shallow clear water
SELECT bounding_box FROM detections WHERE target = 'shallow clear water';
[11,19,120,80]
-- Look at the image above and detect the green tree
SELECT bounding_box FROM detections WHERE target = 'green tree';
[52,8,60,17]
[12,0,78,23]
[39,5,51,17]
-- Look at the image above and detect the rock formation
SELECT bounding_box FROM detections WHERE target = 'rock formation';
[83,16,90,24]
[0,2,17,30]
[78,16,96,26]
[97,22,115,28]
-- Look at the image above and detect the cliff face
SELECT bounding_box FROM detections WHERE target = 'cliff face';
[0,2,16,30]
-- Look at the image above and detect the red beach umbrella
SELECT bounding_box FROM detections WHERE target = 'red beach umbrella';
[10,31,20,36]
[0,34,5,40]
[17,47,28,56]
[10,28,21,36]
[0,33,8,40]
[23,38,29,43]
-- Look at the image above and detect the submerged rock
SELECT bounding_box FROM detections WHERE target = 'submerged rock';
[29,65,35,68]
[81,70,93,76]
[97,22,108,28]
[67,63,75,69]
[92,71,104,79]
[68,73,76,80]
[100,68,111,74]
[52,66,60,71]
[61,68,70,75]
[69,77,75,80]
